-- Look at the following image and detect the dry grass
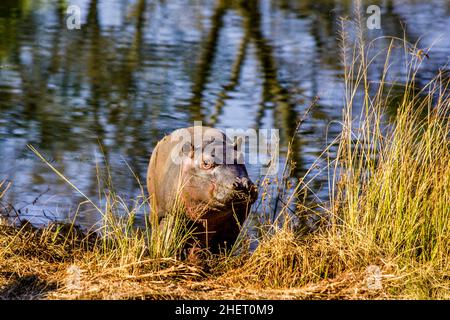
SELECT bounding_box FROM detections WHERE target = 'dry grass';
[218,14,450,299]
[0,222,398,300]
[1,13,449,300]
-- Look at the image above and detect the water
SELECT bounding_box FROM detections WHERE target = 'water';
[0,0,449,228]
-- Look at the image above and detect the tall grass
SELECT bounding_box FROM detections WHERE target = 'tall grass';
[333,13,450,267]
[226,16,450,298]
[0,180,10,200]
[0,180,11,226]
[24,146,195,275]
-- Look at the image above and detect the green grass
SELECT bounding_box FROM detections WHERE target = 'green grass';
[222,16,450,298]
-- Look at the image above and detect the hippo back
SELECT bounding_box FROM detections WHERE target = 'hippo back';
[147,134,183,221]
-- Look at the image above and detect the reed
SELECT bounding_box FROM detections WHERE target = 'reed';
[225,15,450,299]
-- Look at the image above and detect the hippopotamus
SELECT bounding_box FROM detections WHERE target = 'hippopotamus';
[147,126,258,254]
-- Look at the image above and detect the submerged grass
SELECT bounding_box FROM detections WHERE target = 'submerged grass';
[1,14,449,299]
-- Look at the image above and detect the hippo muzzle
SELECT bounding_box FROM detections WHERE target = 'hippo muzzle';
[213,175,258,206]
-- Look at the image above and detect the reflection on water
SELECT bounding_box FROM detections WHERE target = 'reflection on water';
[0,0,449,228]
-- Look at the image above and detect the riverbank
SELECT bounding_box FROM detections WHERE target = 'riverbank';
[0,215,448,300]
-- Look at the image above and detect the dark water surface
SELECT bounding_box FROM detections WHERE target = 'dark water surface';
[0,0,449,228]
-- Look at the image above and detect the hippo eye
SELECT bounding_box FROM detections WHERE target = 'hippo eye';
[201,160,215,170]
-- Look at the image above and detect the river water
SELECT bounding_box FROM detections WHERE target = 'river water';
[0,0,449,228]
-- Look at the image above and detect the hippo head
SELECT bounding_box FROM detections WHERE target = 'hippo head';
[177,128,258,216]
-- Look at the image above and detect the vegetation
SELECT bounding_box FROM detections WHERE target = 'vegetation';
[1,15,449,300]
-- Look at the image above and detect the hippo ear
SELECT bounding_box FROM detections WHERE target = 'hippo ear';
[201,137,215,150]
[181,142,194,158]
[233,137,243,150]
